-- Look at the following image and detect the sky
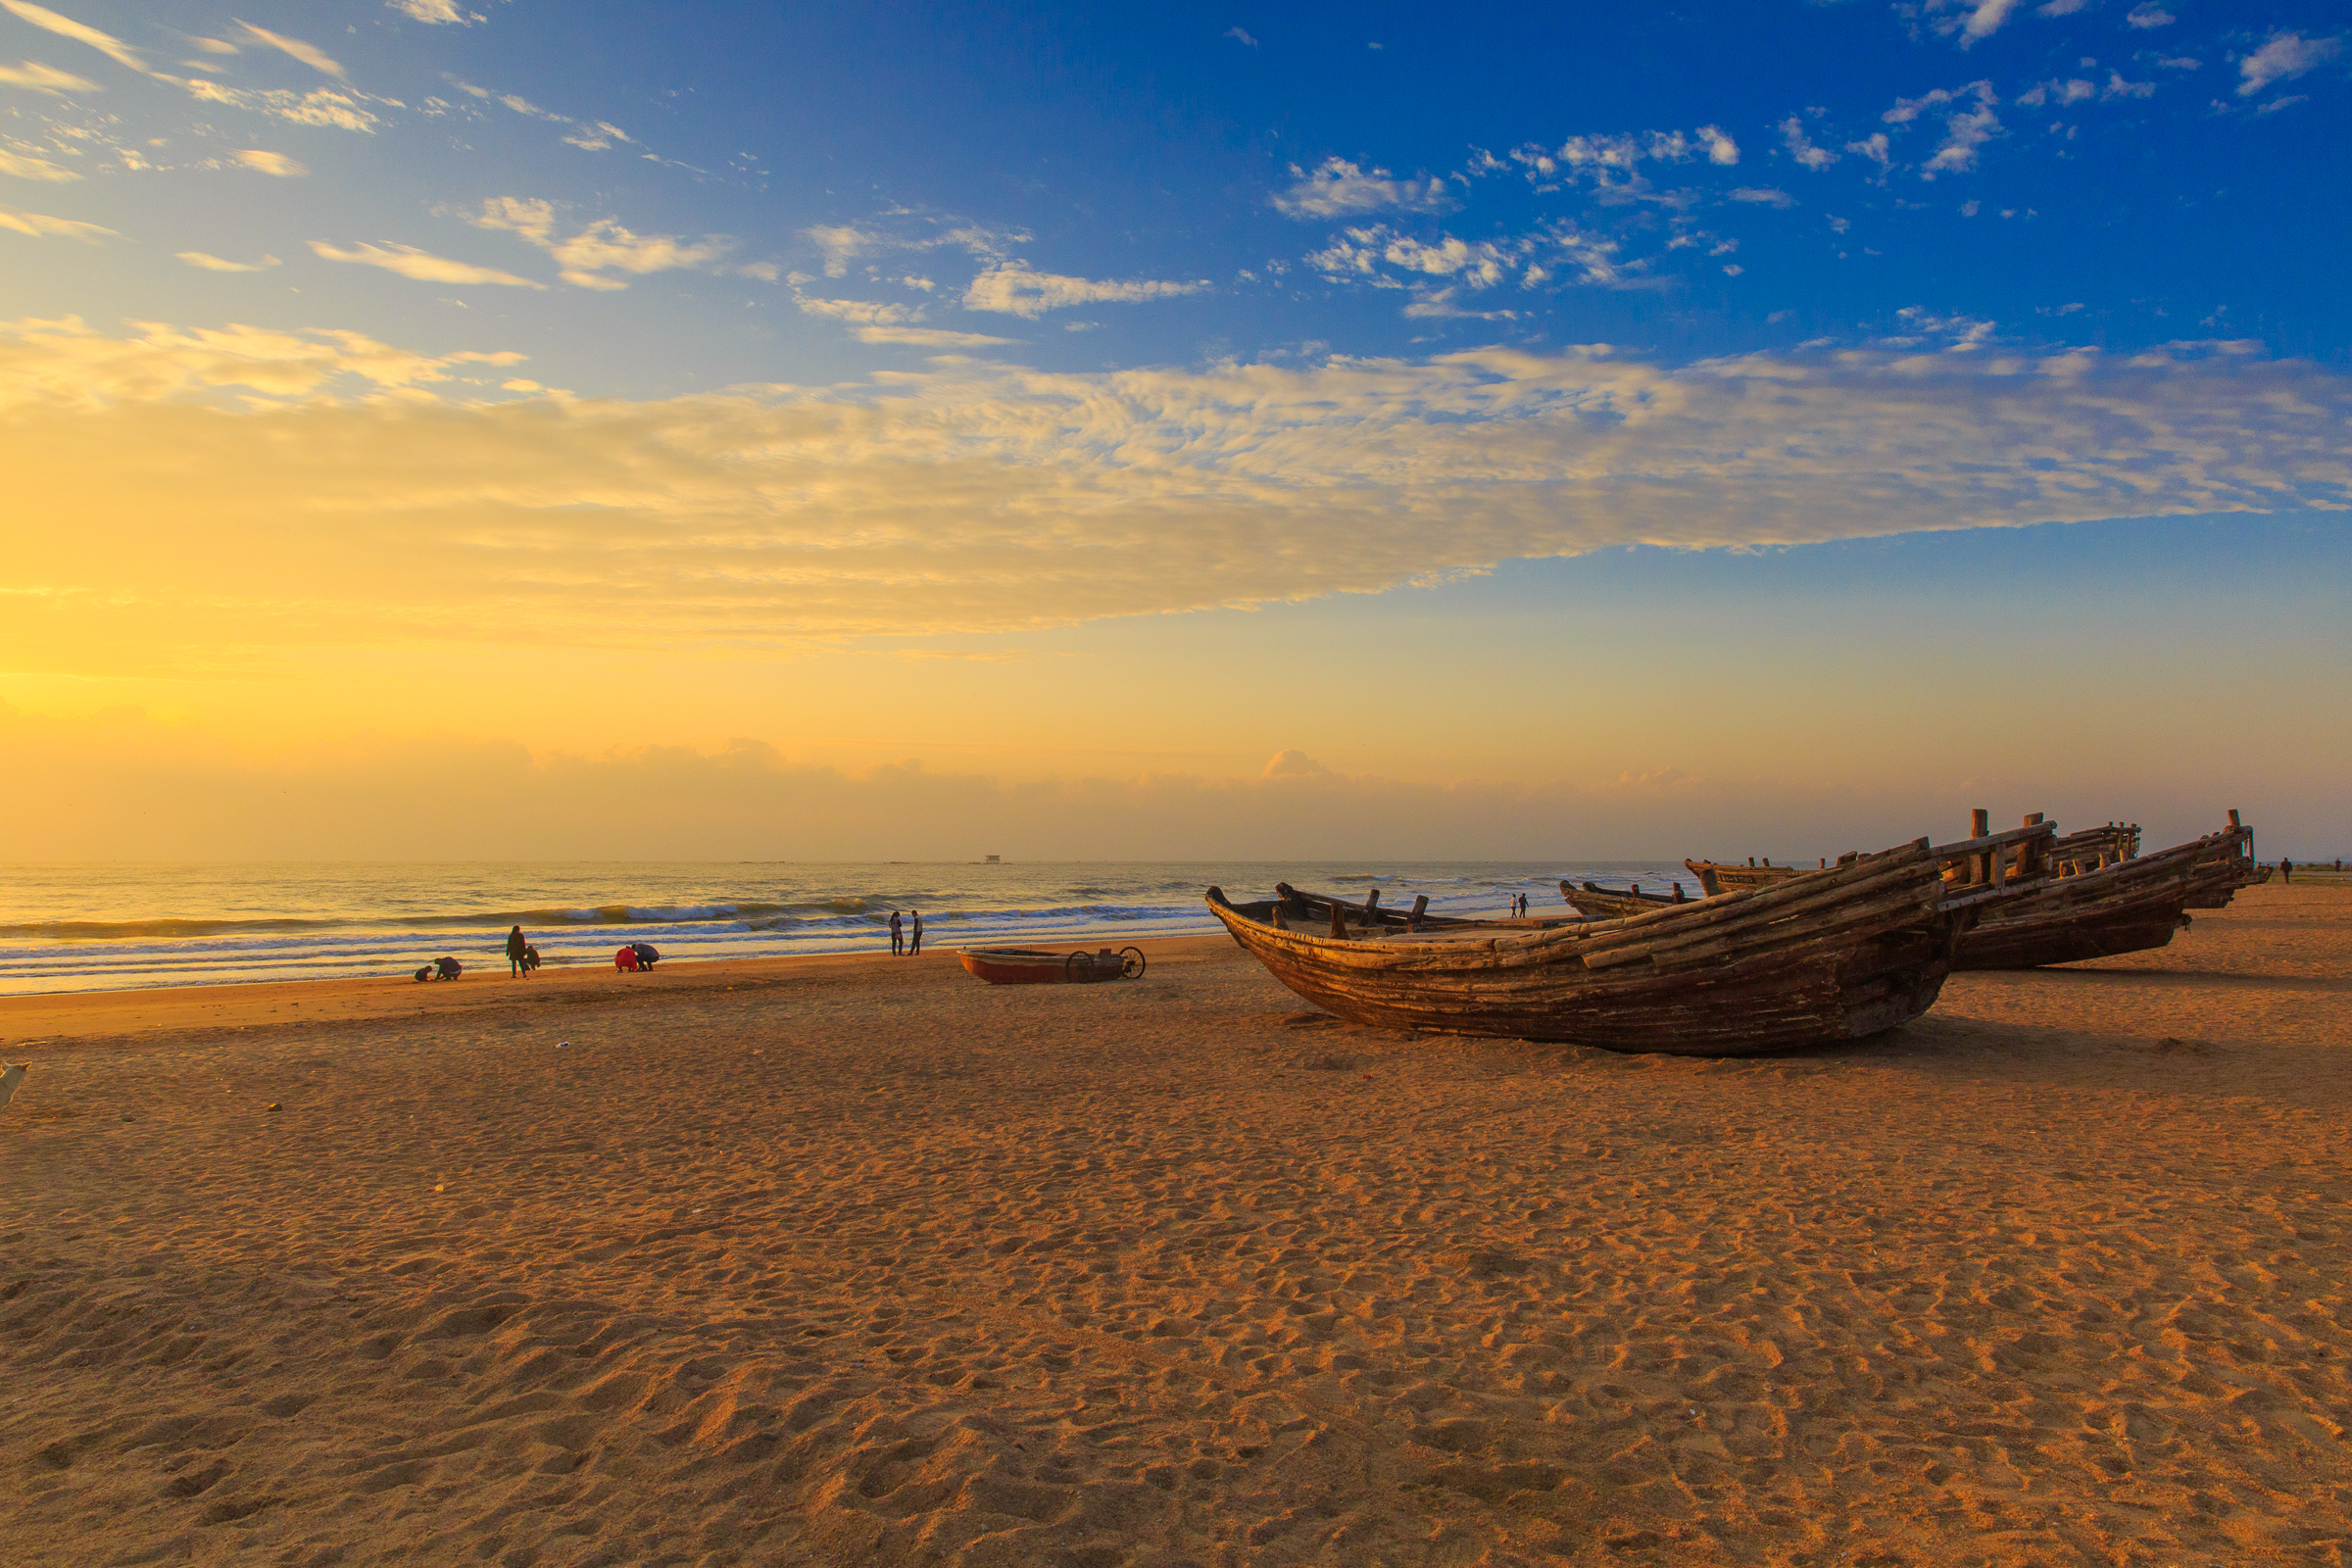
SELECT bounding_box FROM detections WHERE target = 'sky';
[0,0,2346,859]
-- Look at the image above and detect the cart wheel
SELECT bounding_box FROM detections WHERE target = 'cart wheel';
[1119,947,1146,979]
[1064,952,1090,983]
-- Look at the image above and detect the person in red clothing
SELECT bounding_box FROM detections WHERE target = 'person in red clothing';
[614,945,639,971]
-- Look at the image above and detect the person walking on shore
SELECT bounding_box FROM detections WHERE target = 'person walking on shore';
[2281,858,2294,884]
[909,909,924,956]
[506,924,529,977]
[889,909,904,956]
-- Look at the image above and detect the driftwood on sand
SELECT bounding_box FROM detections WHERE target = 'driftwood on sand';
[1206,823,2056,1056]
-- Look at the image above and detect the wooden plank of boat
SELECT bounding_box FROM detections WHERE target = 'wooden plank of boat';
[1682,858,1804,898]
[1205,824,2056,1056]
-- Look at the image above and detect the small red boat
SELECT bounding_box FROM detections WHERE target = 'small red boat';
[957,946,1146,985]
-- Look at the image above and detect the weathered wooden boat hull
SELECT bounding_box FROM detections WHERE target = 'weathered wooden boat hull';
[1209,831,2052,1056]
[1560,880,1678,921]
[957,949,1070,985]
[1684,859,1802,897]
[1951,822,2254,970]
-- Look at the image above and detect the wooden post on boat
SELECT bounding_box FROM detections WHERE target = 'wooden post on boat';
[1328,899,1348,940]
[1408,895,1428,931]
[1971,808,1991,885]
[2021,812,2045,879]
[1363,889,1382,925]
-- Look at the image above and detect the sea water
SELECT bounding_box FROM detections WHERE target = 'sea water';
[0,859,1704,996]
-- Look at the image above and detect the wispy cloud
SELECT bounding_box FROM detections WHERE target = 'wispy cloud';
[466,196,743,289]
[0,0,149,74]
[0,145,77,180]
[310,240,548,288]
[1729,186,1795,207]
[19,321,2338,653]
[233,148,305,176]
[0,58,95,94]
[2126,3,2174,26]
[184,80,384,132]
[2237,32,2341,96]
[1780,118,1838,171]
[1271,157,1451,220]
[962,262,1208,318]
[232,21,343,78]
[1223,25,1256,47]
[1310,221,1627,291]
[176,250,281,271]
[793,294,1016,347]
[1920,0,2023,47]
[0,202,112,239]
[389,0,479,24]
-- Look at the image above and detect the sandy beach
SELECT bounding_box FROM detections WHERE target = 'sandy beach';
[6,885,2348,1568]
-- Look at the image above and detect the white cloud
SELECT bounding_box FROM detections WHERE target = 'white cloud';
[0,58,96,93]
[1924,104,2002,173]
[467,197,736,289]
[1885,80,1996,124]
[310,240,548,288]
[2237,32,2341,96]
[389,0,477,23]
[0,145,77,181]
[962,262,1208,318]
[0,1,149,74]
[183,80,383,132]
[1508,125,1741,186]
[1780,118,1838,171]
[1311,222,1627,291]
[795,296,919,326]
[2017,78,2096,107]
[1224,25,1256,46]
[853,323,1019,348]
[1271,157,1449,220]
[2035,0,2090,14]
[175,250,280,270]
[2,319,2344,647]
[1729,186,1795,207]
[1924,0,2023,47]
[1845,132,1891,168]
[234,20,344,78]
[233,148,306,176]
[2126,3,2174,26]
[0,202,111,239]
[1400,285,1516,320]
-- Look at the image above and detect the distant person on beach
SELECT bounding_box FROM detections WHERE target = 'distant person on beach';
[2281,858,2294,884]
[631,942,661,970]
[507,924,528,977]
[909,910,924,956]
[522,944,541,974]
[434,956,463,980]
[890,909,904,956]
[614,945,639,972]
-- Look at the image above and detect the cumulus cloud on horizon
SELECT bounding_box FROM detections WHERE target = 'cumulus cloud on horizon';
[0,315,2344,660]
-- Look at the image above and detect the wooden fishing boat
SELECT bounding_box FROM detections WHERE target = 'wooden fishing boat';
[1205,823,2055,1056]
[2182,810,2260,908]
[957,946,1146,984]
[1955,813,2257,969]
[1252,884,1579,936]
[1684,858,1803,896]
[1559,879,1691,921]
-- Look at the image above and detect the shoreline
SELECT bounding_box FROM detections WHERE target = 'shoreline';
[0,933,1241,1051]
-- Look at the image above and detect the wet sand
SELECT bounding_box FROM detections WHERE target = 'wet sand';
[6,887,2348,1567]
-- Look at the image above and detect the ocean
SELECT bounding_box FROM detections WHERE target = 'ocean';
[0,859,1705,996]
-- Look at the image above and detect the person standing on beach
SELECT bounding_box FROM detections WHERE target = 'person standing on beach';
[506,924,528,977]
[889,909,904,956]
[909,909,924,956]
[2282,858,2294,884]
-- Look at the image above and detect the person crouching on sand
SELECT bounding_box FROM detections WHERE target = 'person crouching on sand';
[507,924,529,977]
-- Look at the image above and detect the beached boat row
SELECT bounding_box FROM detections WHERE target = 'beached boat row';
[1206,809,2260,1056]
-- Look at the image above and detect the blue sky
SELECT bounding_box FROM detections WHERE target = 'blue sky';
[1,0,2346,857]
[7,0,2348,386]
